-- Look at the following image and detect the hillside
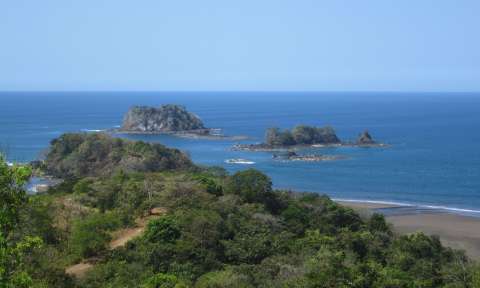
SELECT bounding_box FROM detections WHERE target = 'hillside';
[43,133,193,178]
[2,136,480,287]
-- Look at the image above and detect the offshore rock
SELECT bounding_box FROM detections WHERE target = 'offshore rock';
[121,104,206,133]
[356,130,376,145]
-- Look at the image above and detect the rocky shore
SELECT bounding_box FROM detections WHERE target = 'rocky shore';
[233,141,387,152]
[273,151,346,162]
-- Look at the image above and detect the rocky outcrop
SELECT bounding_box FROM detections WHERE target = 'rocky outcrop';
[272,151,345,162]
[121,105,206,133]
[356,130,376,145]
[265,125,341,147]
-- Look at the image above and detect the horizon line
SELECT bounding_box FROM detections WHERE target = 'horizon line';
[1,90,480,94]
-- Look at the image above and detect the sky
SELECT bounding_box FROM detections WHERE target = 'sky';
[1,0,479,92]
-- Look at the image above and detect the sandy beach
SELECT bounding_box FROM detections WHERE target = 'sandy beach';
[338,201,480,260]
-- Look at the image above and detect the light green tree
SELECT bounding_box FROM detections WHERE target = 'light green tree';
[0,156,42,288]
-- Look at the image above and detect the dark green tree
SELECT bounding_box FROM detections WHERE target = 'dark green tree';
[225,169,281,213]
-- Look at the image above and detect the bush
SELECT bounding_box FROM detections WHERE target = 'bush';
[143,273,187,288]
[144,216,181,243]
[195,269,253,288]
[70,212,123,258]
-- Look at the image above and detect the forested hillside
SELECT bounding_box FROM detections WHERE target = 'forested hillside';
[42,133,192,178]
[2,133,480,287]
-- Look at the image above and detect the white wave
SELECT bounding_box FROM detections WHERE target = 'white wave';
[333,198,414,207]
[225,159,255,165]
[421,205,480,215]
[333,198,480,215]
[6,162,14,167]
[81,129,105,132]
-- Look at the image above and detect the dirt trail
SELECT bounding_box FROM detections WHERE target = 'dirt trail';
[65,207,166,278]
[65,262,94,279]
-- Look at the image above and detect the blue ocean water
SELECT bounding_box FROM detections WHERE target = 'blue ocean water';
[1,92,479,214]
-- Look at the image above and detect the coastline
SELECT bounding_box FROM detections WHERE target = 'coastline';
[337,199,480,259]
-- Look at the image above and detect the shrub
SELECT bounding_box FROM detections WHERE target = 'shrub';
[70,212,123,258]
[142,273,187,288]
[144,216,181,243]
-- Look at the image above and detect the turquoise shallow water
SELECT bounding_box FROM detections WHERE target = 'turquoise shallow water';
[1,91,479,215]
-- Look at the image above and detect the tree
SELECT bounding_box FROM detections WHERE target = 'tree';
[142,273,187,288]
[0,156,42,287]
[225,169,279,212]
[144,216,181,243]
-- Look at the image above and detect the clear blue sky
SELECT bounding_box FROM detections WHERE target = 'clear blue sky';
[1,0,479,92]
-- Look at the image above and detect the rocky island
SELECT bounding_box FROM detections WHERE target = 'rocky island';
[118,104,246,140]
[233,125,342,151]
[121,104,208,133]
[233,125,386,152]
[356,130,376,145]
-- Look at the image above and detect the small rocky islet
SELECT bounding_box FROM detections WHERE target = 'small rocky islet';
[121,104,208,133]
[233,126,386,151]
[232,126,387,162]
[117,104,247,140]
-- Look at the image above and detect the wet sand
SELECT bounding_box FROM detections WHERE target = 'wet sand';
[338,201,480,259]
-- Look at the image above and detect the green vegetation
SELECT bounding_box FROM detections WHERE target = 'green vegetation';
[3,134,480,287]
[0,155,43,287]
[265,125,340,147]
[44,133,193,178]
[69,211,124,259]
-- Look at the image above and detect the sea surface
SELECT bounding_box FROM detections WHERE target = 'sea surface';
[1,92,480,215]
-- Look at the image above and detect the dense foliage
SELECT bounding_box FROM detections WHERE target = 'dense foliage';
[4,134,480,287]
[265,125,340,147]
[43,133,193,178]
[0,156,42,287]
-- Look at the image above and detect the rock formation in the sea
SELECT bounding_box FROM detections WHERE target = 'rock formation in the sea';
[121,104,207,133]
[356,130,376,145]
[272,150,345,162]
[265,125,341,147]
[233,125,341,151]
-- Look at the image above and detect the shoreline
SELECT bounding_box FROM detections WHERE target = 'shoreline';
[337,199,480,259]
[334,198,480,218]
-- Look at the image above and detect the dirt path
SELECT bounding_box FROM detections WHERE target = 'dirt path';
[109,226,145,249]
[65,208,166,278]
[65,262,94,279]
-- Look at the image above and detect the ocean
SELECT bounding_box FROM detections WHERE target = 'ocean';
[1,91,479,215]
